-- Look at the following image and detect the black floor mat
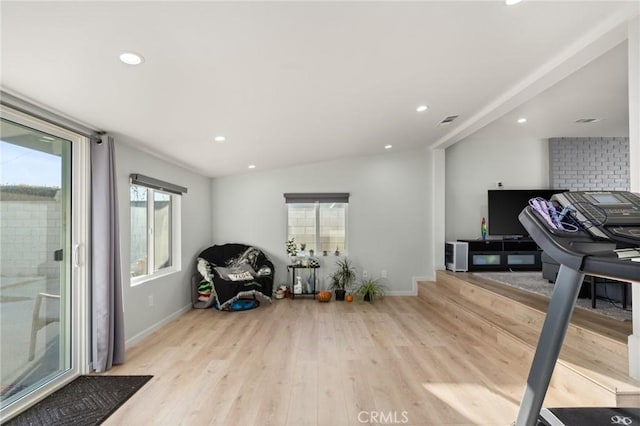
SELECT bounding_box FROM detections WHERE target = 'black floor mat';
[4,375,152,426]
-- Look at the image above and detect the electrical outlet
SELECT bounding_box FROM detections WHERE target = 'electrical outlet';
[148,295,154,307]
[381,269,387,278]
[362,270,368,278]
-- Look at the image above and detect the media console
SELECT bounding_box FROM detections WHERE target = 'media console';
[458,239,542,271]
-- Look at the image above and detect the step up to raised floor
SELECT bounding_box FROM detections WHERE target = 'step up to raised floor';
[419,270,640,407]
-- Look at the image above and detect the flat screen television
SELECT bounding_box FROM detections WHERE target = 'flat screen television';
[488,189,568,238]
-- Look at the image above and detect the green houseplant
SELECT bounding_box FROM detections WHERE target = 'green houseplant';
[355,277,386,303]
[330,258,356,301]
[329,273,344,300]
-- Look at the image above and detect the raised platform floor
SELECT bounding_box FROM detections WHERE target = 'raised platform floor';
[420,271,639,407]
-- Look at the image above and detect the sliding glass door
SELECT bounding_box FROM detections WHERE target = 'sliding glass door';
[0,107,88,420]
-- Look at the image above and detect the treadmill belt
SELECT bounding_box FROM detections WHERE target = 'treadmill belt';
[540,407,640,425]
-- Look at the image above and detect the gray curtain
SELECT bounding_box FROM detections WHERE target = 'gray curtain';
[91,135,125,372]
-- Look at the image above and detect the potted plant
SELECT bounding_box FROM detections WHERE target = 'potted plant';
[330,258,356,301]
[355,277,386,303]
[286,238,297,257]
[329,273,345,301]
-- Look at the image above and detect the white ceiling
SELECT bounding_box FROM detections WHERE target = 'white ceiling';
[467,40,629,140]
[1,1,637,177]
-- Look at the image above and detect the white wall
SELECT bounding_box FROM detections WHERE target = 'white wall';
[626,14,639,381]
[445,135,549,241]
[116,141,212,343]
[211,148,432,294]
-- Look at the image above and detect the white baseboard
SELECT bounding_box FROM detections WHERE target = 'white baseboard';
[385,276,431,296]
[125,303,192,350]
[386,290,418,296]
[413,275,433,290]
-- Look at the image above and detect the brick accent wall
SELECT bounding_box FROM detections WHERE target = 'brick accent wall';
[549,137,630,191]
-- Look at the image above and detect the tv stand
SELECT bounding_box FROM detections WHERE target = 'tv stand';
[459,238,542,272]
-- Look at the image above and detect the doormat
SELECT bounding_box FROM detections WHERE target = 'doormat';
[4,375,152,426]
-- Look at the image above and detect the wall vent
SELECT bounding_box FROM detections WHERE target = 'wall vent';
[574,118,601,123]
[438,115,459,126]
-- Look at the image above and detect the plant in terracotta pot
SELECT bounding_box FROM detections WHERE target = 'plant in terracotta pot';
[330,258,356,301]
[355,277,386,303]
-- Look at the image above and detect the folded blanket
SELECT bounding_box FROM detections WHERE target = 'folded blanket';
[214,264,256,281]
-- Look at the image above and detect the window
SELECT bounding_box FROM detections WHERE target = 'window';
[285,193,349,253]
[130,175,185,284]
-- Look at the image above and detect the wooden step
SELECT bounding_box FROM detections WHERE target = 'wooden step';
[419,271,640,407]
[435,272,629,368]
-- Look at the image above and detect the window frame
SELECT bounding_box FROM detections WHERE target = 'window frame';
[287,201,348,254]
[130,184,182,286]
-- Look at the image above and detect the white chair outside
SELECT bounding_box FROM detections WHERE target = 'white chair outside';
[28,292,60,361]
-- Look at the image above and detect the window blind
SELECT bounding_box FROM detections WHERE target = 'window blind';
[130,174,188,195]
[283,193,349,204]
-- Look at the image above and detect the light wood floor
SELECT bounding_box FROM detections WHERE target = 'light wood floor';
[104,295,601,426]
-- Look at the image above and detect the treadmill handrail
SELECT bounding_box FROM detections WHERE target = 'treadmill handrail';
[519,207,586,271]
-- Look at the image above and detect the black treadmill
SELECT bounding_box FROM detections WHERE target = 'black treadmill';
[515,191,640,426]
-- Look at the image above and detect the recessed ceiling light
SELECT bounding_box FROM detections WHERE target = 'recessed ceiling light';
[505,0,522,5]
[119,52,144,65]
[517,118,527,124]
[214,136,226,142]
[384,145,393,149]
[416,105,428,113]
[248,164,256,169]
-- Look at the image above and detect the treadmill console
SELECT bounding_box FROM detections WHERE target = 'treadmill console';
[552,191,640,245]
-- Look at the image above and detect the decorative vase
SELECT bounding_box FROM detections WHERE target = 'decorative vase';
[346,293,354,303]
[322,250,328,256]
[306,274,314,293]
[364,293,371,302]
[335,289,346,301]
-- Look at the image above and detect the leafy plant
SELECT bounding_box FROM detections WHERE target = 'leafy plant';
[332,258,356,291]
[329,273,342,290]
[355,277,386,303]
